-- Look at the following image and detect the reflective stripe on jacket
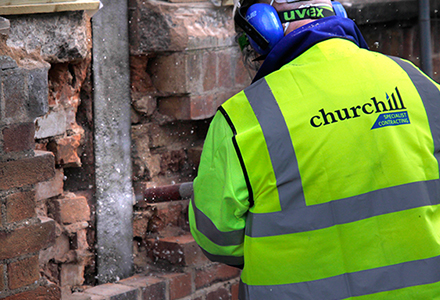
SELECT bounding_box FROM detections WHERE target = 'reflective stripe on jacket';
[219,38,440,299]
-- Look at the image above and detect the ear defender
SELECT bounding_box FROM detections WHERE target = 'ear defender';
[245,4,284,55]
[332,1,348,18]
[235,1,348,56]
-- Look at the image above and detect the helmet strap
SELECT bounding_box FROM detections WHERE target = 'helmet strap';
[278,5,335,23]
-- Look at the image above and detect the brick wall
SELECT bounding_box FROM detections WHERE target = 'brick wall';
[71,193,241,300]
[0,35,60,298]
[1,11,96,299]
[129,0,253,187]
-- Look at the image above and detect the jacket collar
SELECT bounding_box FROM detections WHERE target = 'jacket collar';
[253,16,369,83]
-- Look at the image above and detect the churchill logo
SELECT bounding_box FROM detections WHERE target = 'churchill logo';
[310,87,410,129]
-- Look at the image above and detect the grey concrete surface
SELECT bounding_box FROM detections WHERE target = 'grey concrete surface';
[92,0,133,284]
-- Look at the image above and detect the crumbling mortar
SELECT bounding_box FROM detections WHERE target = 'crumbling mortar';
[0,251,39,267]
[0,277,47,300]
[0,149,35,163]
[0,215,41,233]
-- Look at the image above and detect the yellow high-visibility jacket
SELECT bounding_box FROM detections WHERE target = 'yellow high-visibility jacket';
[189,37,440,299]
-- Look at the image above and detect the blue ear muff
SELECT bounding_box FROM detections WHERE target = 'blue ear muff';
[237,1,348,56]
[245,3,284,56]
[332,1,348,18]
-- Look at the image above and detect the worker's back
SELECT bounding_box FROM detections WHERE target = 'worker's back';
[221,37,440,299]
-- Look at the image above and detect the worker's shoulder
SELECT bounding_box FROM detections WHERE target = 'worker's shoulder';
[221,87,249,110]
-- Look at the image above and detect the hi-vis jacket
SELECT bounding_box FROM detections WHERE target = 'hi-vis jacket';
[189,24,440,299]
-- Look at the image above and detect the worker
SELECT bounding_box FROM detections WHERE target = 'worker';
[189,0,440,298]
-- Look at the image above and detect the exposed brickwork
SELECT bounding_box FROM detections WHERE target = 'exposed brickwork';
[231,281,239,300]
[133,210,153,239]
[130,55,155,94]
[3,283,61,300]
[83,282,139,299]
[35,168,64,201]
[147,234,209,267]
[0,218,56,260]
[3,68,27,122]
[148,200,189,234]
[0,46,61,299]
[5,190,36,223]
[195,264,241,290]
[218,51,234,90]
[60,263,85,287]
[203,51,217,92]
[0,264,4,291]
[161,272,192,300]
[128,0,236,54]
[206,287,231,300]
[2,123,35,153]
[50,196,91,225]
[119,275,166,300]
[0,151,55,190]
[47,134,82,167]
[7,255,40,290]
[152,48,248,121]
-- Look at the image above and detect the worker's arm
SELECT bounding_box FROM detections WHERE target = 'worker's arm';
[189,110,250,268]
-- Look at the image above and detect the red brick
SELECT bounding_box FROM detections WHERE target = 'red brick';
[231,282,239,300]
[130,56,155,94]
[7,255,39,290]
[158,92,232,121]
[47,134,81,167]
[160,149,186,173]
[203,51,217,92]
[148,200,188,233]
[0,218,56,260]
[187,144,203,170]
[133,211,153,238]
[51,196,90,224]
[160,272,192,300]
[190,91,238,120]
[206,287,231,300]
[5,190,36,223]
[84,283,139,299]
[118,274,166,300]
[4,68,27,121]
[187,51,203,92]
[130,1,236,53]
[71,229,89,251]
[39,233,70,264]
[147,234,209,267]
[0,150,55,190]
[218,51,234,89]
[60,263,85,287]
[2,122,35,153]
[233,48,253,87]
[4,283,61,300]
[132,94,157,116]
[195,264,241,290]
[150,53,191,94]
[158,96,191,120]
[35,168,64,201]
[0,264,4,290]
